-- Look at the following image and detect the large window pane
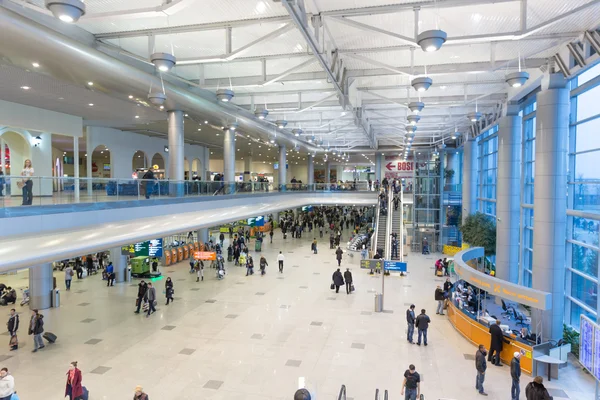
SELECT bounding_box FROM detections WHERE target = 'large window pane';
[578,64,600,86]
[569,301,596,330]
[575,150,600,180]
[573,183,600,214]
[577,84,600,121]
[575,118,600,153]
[571,273,598,310]
[572,243,598,277]
[573,217,600,247]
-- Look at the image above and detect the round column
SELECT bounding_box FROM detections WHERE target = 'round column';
[375,152,382,183]
[495,113,522,284]
[197,228,209,244]
[532,75,569,341]
[279,145,287,191]
[110,247,128,283]
[223,128,235,192]
[243,155,253,182]
[307,155,314,189]
[168,110,185,197]
[29,263,53,310]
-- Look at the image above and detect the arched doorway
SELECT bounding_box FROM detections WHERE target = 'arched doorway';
[92,145,111,179]
[132,150,148,176]
[184,157,190,181]
[191,158,202,180]
[0,130,31,197]
[151,153,166,180]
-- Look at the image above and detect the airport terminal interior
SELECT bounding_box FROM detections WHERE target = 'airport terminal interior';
[0,0,600,399]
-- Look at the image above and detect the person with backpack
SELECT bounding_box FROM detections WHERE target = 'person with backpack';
[65,361,83,400]
[28,309,44,352]
[65,264,74,291]
[165,277,174,305]
[7,309,19,351]
[525,376,553,400]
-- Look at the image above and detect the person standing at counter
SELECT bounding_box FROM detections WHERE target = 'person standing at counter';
[406,304,416,344]
[434,286,445,315]
[511,352,522,400]
[488,320,506,366]
[475,344,488,396]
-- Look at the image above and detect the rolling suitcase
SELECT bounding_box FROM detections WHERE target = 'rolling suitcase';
[255,241,262,251]
[43,332,57,343]
[435,269,443,277]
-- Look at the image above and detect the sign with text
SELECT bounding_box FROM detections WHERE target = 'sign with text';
[360,259,384,270]
[580,315,594,375]
[194,251,216,261]
[382,159,414,179]
[121,239,163,257]
[384,261,407,272]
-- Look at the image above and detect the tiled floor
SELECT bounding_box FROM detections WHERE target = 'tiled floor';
[0,230,594,399]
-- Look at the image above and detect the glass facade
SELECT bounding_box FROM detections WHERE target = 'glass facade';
[476,125,499,217]
[521,99,536,287]
[565,66,600,329]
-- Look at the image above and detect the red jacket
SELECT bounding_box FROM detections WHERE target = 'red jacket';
[65,368,83,398]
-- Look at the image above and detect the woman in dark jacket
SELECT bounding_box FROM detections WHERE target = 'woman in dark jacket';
[165,277,174,305]
[525,376,553,400]
[332,268,345,293]
[335,246,344,266]
[65,361,83,400]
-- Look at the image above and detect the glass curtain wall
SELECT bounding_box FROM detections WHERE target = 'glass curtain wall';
[477,125,499,217]
[414,153,441,251]
[565,63,600,329]
[520,99,536,287]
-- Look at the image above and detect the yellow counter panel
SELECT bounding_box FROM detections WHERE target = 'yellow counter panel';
[447,301,533,374]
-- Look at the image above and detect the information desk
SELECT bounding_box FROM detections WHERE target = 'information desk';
[447,301,533,374]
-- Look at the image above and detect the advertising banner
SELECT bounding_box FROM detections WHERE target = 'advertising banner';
[194,251,216,261]
[383,158,414,179]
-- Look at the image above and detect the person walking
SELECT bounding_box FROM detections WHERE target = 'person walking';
[335,246,343,266]
[343,268,353,294]
[189,252,196,273]
[28,309,44,352]
[269,230,274,243]
[141,167,155,199]
[246,255,254,276]
[435,285,445,315]
[332,268,344,293]
[134,280,147,314]
[65,264,74,291]
[312,238,318,254]
[165,277,174,305]
[195,261,204,282]
[259,255,268,276]
[475,344,488,396]
[7,309,19,351]
[20,159,34,206]
[219,232,225,248]
[0,368,15,400]
[525,376,553,400]
[511,352,522,400]
[144,283,156,317]
[401,364,421,400]
[65,361,83,400]
[406,304,416,344]
[277,251,285,273]
[415,309,430,346]
[488,320,506,366]
[134,385,149,400]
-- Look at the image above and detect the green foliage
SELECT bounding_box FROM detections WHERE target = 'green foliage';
[458,212,496,256]
[444,168,455,181]
[563,324,580,358]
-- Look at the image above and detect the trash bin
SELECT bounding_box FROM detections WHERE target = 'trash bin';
[374,293,383,312]
[52,288,60,308]
[127,267,132,282]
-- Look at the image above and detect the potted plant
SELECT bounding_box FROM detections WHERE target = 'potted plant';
[444,168,455,182]
[458,212,496,256]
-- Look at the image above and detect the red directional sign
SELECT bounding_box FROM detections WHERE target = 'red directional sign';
[381,160,414,178]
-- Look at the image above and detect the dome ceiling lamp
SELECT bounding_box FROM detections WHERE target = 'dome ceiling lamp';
[411,76,433,92]
[254,108,269,120]
[407,114,420,126]
[45,0,86,23]
[292,128,303,137]
[408,101,425,114]
[467,111,482,122]
[150,52,176,73]
[405,125,417,134]
[276,120,288,129]
[417,29,447,52]
[216,89,235,103]
[147,71,167,107]
[505,53,529,88]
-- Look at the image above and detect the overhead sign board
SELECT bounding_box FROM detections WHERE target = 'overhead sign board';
[194,251,216,261]
[360,259,384,270]
[382,159,414,178]
[454,247,552,309]
[121,239,163,257]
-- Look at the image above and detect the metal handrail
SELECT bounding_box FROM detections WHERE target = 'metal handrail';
[337,384,347,400]
[375,388,380,400]
[384,186,393,261]
[384,389,388,400]
[372,190,382,255]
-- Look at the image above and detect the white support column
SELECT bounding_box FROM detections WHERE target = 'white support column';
[325,161,331,183]
[168,110,185,197]
[307,154,314,188]
[197,228,209,244]
[73,136,80,202]
[243,155,253,182]
[461,139,478,224]
[223,128,235,193]
[375,152,383,183]
[532,74,569,341]
[110,247,128,283]
[495,110,522,284]
[279,145,287,191]
[85,128,93,197]
[29,263,53,310]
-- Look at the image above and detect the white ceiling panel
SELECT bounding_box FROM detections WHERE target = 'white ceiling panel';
[312,0,430,13]
[526,0,595,28]
[325,17,406,50]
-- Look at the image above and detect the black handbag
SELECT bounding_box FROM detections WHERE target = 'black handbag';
[330,283,335,290]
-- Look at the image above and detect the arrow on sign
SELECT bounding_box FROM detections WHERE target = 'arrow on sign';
[385,162,394,170]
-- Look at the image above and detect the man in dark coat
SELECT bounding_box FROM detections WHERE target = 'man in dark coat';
[415,309,431,346]
[134,280,147,314]
[335,246,343,266]
[525,376,553,400]
[332,268,344,293]
[475,344,488,395]
[488,319,507,366]
[343,268,353,294]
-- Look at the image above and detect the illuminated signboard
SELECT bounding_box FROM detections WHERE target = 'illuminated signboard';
[594,323,600,381]
[580,315,594,374]
[121,239,163,257]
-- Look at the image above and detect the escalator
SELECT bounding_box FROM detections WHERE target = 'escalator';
[375,212,388,257]
[389,192,402,261]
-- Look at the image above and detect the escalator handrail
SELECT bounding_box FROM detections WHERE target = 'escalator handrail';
[375,388,380,400]
[337,384,347,400]
[372,190,382,255]
[384,389,388,400]
[384,186,393,260]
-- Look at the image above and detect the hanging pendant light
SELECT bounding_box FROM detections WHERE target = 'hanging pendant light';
[506,71,529,88]
[150,52,176,72]
[411,77,433,92]
[216,89,235,102]
[254,108,269,120]
[417,30,447,52]
[292,128,303,137]
[148,92,166,106]
[276,120,288,129]
[45,0,86,23]
[408,101,425,114]
[405,125,417,133]
[467,112,482,122]
[407,115,420,126]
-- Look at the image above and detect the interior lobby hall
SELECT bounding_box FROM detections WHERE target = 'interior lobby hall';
[0,230,593,400]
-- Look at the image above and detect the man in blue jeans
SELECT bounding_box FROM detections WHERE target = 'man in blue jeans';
[401,364,420,400]
[510,351,522,400]
[415,309,431,346]
[475,344,489,396]
[406,304,416,343]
